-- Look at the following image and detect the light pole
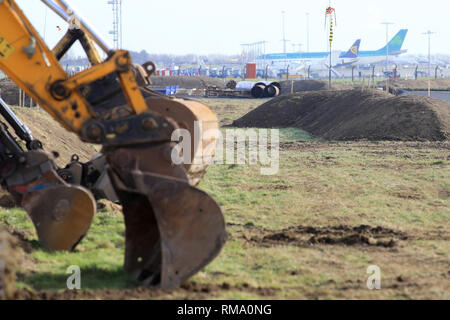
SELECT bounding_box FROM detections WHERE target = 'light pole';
[240,44,249,64]
[306,12,310,53]
[422,30,436,77]
[108,0,123,49]
[282,11,287,54]
[263,41,266,75]
[381,22,394,72]
[281,11,290,68]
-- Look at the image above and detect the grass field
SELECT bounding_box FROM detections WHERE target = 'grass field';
[1,98,449,299]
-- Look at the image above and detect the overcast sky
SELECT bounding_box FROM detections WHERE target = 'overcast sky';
[16,0,450,56]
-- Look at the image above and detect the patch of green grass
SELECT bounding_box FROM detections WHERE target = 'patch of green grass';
[0,208,136,291]
[279,128,318,142]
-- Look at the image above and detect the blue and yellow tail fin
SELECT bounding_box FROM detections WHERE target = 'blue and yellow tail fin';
[340,39,361,58]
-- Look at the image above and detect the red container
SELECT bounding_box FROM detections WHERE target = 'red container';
[246,63,257,79]
[161,69,172,76]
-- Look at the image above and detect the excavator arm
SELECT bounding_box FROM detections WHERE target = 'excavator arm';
[0,0,226,289]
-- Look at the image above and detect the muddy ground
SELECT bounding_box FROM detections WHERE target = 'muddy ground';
[233,89,450,141]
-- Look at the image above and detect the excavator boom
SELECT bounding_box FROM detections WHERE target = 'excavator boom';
[0,0,226,289]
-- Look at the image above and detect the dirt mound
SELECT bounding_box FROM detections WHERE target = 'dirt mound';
[251,225,407,249]
[0,79,98,165]
[233,89,450,141]
[0,229,21,299]
[150,76,226,89]
[11,107,98,167]
[0,107,99,209]
[279,80,352,95]
[385,78,450,91]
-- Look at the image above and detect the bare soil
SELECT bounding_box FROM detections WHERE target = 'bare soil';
[11,107,99,167]
[11,281,276,300]
[279,80,352,95]
[149,76,226,89]
[0,229,20,300]
[0,107,99,207]
[385,78,450,91]
[233,89,450,141]
[251,225,407,249]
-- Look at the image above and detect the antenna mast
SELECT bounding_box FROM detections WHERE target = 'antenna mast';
[108,0,122,49]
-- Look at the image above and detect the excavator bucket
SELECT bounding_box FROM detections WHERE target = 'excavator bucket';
[8,152,96,252]
[106,141,226,289]
[144,96,219,186]
[104,96,227,288]
[100,95,227,288]
[21,178,96,251]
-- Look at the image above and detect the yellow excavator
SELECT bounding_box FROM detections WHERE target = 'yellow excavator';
[0,0,226,289]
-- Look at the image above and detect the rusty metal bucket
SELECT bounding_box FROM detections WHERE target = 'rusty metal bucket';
[11,167,96,252]
[144,96,220,186]
[106,143,226,289]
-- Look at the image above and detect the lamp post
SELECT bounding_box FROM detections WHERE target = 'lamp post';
[381,22,394,72]
[306,12,310,53]
[282,11,287,54]
[281,11,290,68]
[422,30,436,77]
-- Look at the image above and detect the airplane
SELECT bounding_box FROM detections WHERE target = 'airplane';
[295,51,345,75]
[258,29,408,69]
[352,29,409,65]
[256,39,361,71]
[257,39,361,68]
[264,50,347,79]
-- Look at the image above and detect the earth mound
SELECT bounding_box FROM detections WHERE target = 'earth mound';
[0,229,20,300]
[149,76,226,89]
[384,78,450,91]
[279,80,352,95]
[233,89,450,141]
[11,107,98,166]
